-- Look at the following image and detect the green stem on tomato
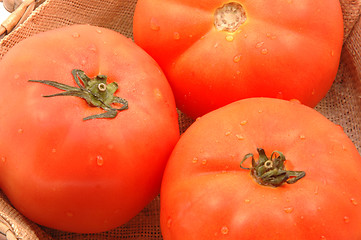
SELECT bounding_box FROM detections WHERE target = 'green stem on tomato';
[240,148,305,187]
[29,69,128,120]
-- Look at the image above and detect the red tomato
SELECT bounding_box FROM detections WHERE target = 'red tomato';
[0,24,179,233]
[160,98,361,239]
[133,0,344,118]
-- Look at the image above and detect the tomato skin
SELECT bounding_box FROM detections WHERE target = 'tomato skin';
[0,25,179,233]
[133,0,344,118]
[160,98,361,239]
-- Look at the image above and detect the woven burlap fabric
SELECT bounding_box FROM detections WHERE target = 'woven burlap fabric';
[0,0,360,239]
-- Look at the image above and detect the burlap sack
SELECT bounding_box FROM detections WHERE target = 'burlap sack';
[0,0,360,239]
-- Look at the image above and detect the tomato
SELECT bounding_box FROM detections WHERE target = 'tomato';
[133,0,344,118]
[160,98,361,239]
[0,24,179,233]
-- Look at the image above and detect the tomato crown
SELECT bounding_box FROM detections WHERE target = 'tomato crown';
[240,148,306,187]
[29,69,128,120]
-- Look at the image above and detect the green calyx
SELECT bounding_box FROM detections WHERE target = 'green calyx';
[29,69,128,120]
[240,148,305,187]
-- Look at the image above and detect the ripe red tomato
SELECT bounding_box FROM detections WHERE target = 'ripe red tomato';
[0,24,179,233]
[133,0,344,118]
[160,98,361,239]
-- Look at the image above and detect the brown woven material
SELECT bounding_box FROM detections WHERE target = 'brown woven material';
[0,0,360,239]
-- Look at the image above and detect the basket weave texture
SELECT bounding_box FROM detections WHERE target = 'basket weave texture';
[0,0,361,239]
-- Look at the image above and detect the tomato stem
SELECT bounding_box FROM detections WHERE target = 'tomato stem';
[29,69,128,120]
[240,148,305,187]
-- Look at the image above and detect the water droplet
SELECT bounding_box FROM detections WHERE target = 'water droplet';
[88,45,97,52]
[201,159,207,165]
[344,216,350,223]
[173,32,180,40]
[150,17,160,31]
[154,88,162,99]
[290,99,301,104]
[240,120,248,126]
[192,157,198,164]
[1,156,6,163]
[330,50,335,57]
[244,199,251,203]
[66,212,74,217]
[336,125,344,131]
[256,41,264,48]
[258,109,263,113]
[236,134,245,140]
[225,131,231,136]
[18,128,24,134]
[314,186,319,195]
[244,33,248,38]
[299,135,306,140]
[351,198,358,206]
[320,236,327,240]
[81,59,87,66]
[167,217,172,228]
[276,92,284,99]
[233,54,241,63]
[261,48,268,55]
[226,35,234,42]
[311,89,316,95]
[284,207,294,213]
[51,148,57,153]
[14,74,20,79]
[96,155,104,166]
[96,28,102,34]
[72,32,80,38]
[300,215,305,220]
[221,226,229,235]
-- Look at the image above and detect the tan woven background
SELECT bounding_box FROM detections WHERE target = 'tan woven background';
[0,0,360,239]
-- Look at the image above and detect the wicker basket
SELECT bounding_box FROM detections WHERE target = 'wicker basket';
[0,0,361,239]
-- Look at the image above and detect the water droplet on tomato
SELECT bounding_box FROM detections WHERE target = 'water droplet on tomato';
[88,45,97,52]
[167,217,172,228]
[17,128,24,134]
[14,74,20,79]
[81,59,87,66]
[221,226,229,235]
[276,92,284,99]
[66,212,74,217]
[261,48,268,55]
[192,157,198,164]
[96,28,102,34]
[299,135,306,140]
[244,199,251,203]
[150,17,160,31]
[154,88,163,100]
[314,186,319,195]
[226,35,234,42]
[330,50,335,57]
[256,41,264,48]
[1,156,6,163]
[240,120,248,126]
[96,155,104,166]
[344,216,350,223]
[173,32,180,40]
[72,32,80,38]
[225,131,231,136]
[201,159,207,165]
[51,148,56,153]
[320,236,327,240]
[236,134,245,140]
[233,54,241,63]
[351,198,358,206]
[284,207,294,213]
